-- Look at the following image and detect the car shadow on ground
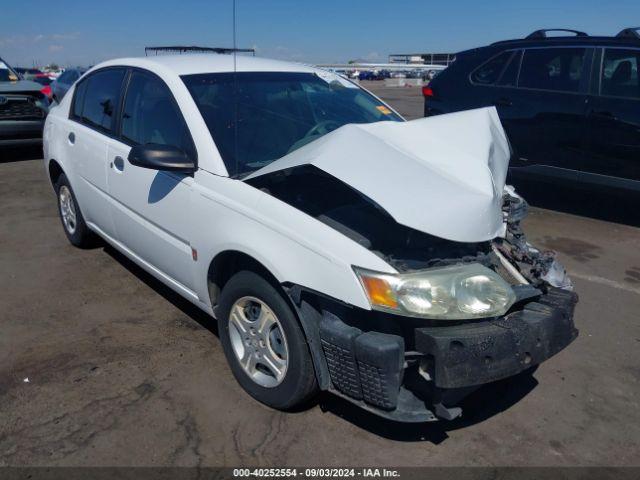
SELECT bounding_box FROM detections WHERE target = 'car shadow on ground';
[1,146,43,163]
[103,243,539,443]
[317,371,538,443]
[509,176,640,228]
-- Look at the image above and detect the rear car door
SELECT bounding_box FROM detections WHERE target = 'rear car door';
[584,47,640,188]
[65,68,126,239]
[505,46,593,177]
[106,69,197,293]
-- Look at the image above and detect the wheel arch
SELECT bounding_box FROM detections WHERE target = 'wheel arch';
[207,249,283,309]
[48,159,64,187]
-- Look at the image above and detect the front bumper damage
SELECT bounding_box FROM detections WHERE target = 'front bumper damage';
[290,286,577,423]
[285,187,579,423]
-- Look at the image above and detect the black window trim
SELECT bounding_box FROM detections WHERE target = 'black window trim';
[597,46,640,101]
[68,66,128,138]
[497,49,523,86]
[116,67,198,166]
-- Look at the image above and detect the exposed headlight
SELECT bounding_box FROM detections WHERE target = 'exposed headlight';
[354,263,515,320]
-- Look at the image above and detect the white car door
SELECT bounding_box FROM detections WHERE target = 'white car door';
[106,69,197,294]
[65,68,127,239]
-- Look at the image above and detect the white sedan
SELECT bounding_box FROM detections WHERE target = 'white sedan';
[43,53,578,422]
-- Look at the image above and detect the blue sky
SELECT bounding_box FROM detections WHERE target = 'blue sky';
[2,0,639,67]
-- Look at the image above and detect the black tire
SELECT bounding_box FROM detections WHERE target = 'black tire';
[217,270,318,410]
[54,173,94,248]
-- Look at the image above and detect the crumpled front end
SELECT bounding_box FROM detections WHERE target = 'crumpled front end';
[247,107,578,422]
[285,190,578,422]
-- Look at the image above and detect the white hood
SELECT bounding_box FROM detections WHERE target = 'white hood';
[246,107,511,243]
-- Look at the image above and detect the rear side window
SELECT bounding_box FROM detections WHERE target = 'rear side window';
[601,48,640,99]
[470,51,512,85]
[518,48,587,92]
[120,71,195,158]
[80,68,126,132]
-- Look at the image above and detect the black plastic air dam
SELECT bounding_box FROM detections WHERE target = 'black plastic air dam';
[319,312,404,410]
[415,287,579,389]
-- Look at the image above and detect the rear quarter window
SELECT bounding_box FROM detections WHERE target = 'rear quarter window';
[470,51,512,85]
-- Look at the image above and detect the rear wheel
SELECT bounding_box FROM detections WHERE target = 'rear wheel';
[217,270,318,410]
[55,173,94,248]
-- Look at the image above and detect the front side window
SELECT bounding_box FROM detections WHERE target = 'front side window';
[518,47,587,93]
[182,71,402,177]
[470,51,512,85]
[80,68,126,132]
[121,71,194,157]
[601,48,640,99]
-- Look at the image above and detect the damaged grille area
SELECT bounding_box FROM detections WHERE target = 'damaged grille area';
[495,187,573,291]
[246,165,493,271]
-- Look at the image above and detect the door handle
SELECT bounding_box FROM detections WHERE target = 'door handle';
[493,97,512,107]
[68,132,75,144]
[113,156,125,172]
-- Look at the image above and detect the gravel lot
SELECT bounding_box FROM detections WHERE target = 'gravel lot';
[1,84,639,467]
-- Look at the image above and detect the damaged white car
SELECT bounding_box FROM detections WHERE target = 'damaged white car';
[43,54,578,422]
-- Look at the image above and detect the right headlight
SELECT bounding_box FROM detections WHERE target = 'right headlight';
[354,263,515,320]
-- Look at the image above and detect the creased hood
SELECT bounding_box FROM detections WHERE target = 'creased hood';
[245,107,511,243]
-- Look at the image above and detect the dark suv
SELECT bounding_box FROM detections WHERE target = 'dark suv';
[424,28,640,193]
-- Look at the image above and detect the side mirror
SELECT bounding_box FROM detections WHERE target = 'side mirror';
[127,144,196,173]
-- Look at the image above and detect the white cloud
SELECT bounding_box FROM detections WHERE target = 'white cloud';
[49,44,64,52]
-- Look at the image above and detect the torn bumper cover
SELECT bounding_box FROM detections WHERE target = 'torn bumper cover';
[312,287,578,422]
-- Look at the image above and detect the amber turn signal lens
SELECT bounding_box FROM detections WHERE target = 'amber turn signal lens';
[361,276,398,308]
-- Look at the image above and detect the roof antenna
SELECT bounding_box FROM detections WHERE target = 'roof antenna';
[233,0,239,176]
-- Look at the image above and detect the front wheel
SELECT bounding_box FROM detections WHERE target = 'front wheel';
[217,270,318,410]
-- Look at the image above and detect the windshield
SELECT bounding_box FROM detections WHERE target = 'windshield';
[182,71,403,177]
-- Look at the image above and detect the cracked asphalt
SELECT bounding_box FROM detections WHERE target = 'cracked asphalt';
[1,84,639,467]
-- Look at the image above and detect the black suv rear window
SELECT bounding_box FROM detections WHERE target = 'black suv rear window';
[470,51,512,85]
[518,48,586,93]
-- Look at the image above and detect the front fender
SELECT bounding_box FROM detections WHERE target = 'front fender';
[191,173,395,310]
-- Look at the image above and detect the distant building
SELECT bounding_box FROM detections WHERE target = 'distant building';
[388,53,455,66]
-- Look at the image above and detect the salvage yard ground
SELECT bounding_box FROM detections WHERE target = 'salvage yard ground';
[1,84,639,467]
